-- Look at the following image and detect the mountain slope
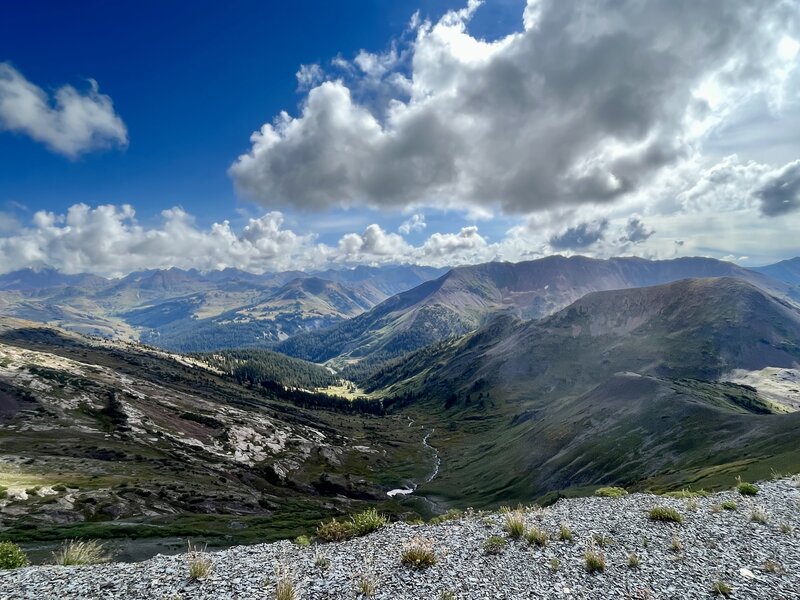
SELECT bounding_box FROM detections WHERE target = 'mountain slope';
[362,278,800,506]
[136,277,380,352]
[278,255,796,364]
[0,265,447,349]
[752,256,800,286]
[0,318,431,547]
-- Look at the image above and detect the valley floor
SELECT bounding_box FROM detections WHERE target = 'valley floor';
[3,479,799,599]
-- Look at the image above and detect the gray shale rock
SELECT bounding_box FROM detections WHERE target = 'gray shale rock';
[2,478,799,599]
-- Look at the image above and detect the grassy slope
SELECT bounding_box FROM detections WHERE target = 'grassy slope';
[0,320,431,545]
[367,278,800,507]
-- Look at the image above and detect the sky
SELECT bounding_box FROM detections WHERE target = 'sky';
[1,0,799,276]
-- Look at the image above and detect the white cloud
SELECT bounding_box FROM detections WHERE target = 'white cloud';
[398,213,426,234]
[230,0,800,217]
[0,63,127,158]
[296,63,324,91]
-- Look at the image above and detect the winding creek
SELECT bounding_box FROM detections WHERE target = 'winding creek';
[387,425,440,497]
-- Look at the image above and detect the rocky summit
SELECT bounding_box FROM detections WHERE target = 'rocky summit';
[3,477,798,599]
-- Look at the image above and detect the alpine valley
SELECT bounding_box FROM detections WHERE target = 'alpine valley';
[2,255,800,561]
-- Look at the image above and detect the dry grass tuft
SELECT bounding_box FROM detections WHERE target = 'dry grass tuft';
[52,539,109,566]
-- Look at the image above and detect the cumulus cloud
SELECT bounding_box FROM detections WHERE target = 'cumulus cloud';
[230,0,799,216]
[398,213,426,234]
[620,218,655,244]
[0,204,499,276]
[0,63,127,157]
[755,159,800,215]
[549,220,609,250]
[296,64,324,91]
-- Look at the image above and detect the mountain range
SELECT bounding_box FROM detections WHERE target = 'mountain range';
[2,255,800,556]
[277,255,800,364]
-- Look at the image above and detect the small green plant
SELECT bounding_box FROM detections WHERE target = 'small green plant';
[275,569,297,600]
[0,541,29,569]
[548,557,561,571]
[52,539,109,566]
[504,512,525,538]
[763,559,781,573]
[780,523,793,534]
[594,486,628,498]
[592,533,613,547]
[737,481,759,496]
[670,535,683,552]
[0,485,7,500]
[662,488,709,499]
[627,552,641,568]
[584,543,605,573]
[721,500,737,511]
[52,484,67,492]
[294,535,311,547]
[350,508,388,536]
[558,523,573,542]
[401,537,437,569]
[649,506,683,523]
[751,507,768,524]
[712,581,732,597]
[314,550,330,569]
[187,542,212,580]
[525,527,549,547]
[429,508,463,525]
[316,518,353,542]
[439,592,456,600]
[483,535,507,555]
[356,573,378,597]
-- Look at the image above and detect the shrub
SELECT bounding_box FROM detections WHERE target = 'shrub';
[275,574,296,600]
[592,533,613,547]
[751,507,768,524]
[294,535,311,547]
[0,541,29,569]
[350,508,388,536]
[763,559,781,573]
[737,481,759,496]
[594,486,628,498]
[401,537,437,569]
[627,553,641,568]
[712,581,732,597]
[52,539,109,566]
[316,518,353,542]
[356,574,378,597]
[314,550,330,569]
[504,512,525,539]
[429,509,463,525]
[584,545,605,573]
[525,527,549,547]
[649,506,683,523]
[483,536,506,555]
[662,488,709,499]
[187,543,212,580]
[721,500,737,511]
[558,523,573,542]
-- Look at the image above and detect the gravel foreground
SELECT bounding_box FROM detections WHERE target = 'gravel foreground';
[2,478,799,599]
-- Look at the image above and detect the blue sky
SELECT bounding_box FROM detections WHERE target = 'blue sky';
[0,0,522,238]
[1,0,799,275]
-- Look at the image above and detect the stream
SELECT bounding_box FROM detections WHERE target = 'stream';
[387,425,440,497]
